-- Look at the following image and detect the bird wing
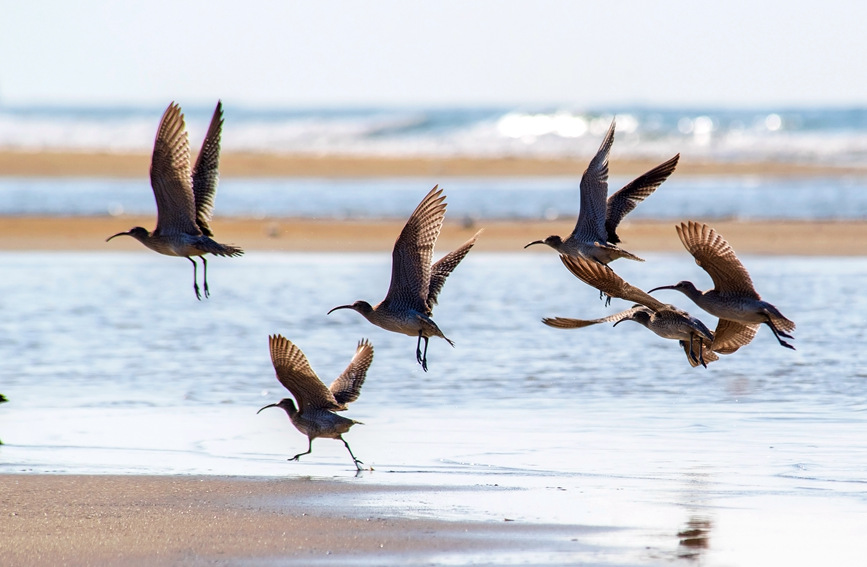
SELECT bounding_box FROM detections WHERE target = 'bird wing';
[559,254,669,311]
[676,221,760,297]
[572,119,615,244]
[383,185,447,313]
[328,339,374,407]
[150,102,200,236]
[268,335,342,411]
[711,319,759,354]
[542,306,646,329]
[191,100,223,237]
[427,229,482,309]
[605,153,679,244]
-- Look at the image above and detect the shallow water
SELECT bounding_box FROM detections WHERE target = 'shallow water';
[2,175,867,220]
[1,251,865,565]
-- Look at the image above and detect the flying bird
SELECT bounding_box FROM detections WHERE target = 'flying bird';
[525,118,679,265]
[649,221,795,352]
[554,255,717,367]
[328,185,482,371]
[258,335,374,471]
[107,101,242,299]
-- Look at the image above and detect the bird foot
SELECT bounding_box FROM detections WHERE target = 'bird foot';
[289,455,303,462]
[193,283,202,301]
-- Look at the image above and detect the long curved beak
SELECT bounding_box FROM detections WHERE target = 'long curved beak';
[647,285,677,294]
[257,403,278,414]
[524,240,545,249]
[106,231,131,242]
[612,318,630,328]
[327,305,354,315]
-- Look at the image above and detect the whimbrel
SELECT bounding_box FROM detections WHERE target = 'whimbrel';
[525,119,679,265]
[554,254,717,367]
[107,101,243,299]
[648,221,795,351]
[258,335,374,471]
[328,185,482,371]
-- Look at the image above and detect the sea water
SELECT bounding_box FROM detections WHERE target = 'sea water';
[0,250,865,564]
[2,175,867,220]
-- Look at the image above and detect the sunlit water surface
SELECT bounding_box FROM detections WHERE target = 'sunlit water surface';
[1,251,865,565]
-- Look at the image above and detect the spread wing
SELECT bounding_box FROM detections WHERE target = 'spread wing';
[427,229,482,309]
[676,221,760,297]
[606,153,679,244]
[191,100,223,237]
[559,254,668,312]
[711,319,759,354]
[383,186,447,313]
[542,306,647,329]
[328,339,374,407]
[268,335,342,412]
[572,119,615,244]
[150,102,200,236]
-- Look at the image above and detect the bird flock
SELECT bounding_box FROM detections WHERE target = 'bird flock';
[99,101,795,469]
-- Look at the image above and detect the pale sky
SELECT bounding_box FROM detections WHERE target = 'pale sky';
[1,0,865,108]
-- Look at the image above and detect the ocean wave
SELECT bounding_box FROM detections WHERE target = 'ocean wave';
[2,105,867,165]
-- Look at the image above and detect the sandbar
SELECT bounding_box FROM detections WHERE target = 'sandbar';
[0,216,863,256]
[2,150,866,178]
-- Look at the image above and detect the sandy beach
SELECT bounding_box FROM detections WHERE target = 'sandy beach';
[0,216,863,256]
[2,149,867,178]
[0,475,586,565]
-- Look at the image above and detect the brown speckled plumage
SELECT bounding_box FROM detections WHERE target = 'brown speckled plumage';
[258,335,374,470]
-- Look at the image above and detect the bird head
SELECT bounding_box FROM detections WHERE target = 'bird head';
[524,235,562,250]
[613,309,651,328]
[106,226,149,243]
[257,398,297,416]
[327,300,373,316]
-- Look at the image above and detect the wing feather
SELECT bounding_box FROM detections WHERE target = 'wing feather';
[606,153,679,244]
[151,103,199,236]
[559,254,669,311]
[191,100,223,237]
[328,339,374,407]
[268,335,341,412]
[676,221,759,297]
[383,186,447,313]
[427,229,482,308]
[572,119,615,244]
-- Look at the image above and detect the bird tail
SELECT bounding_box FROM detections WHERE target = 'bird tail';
[200,238,244,257]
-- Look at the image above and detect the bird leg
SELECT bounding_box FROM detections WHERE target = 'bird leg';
[695,335,708,369]
[765,321,796,350]
[187,257,202,300]
[340,436,364,471]
[416,331,430,372]
[289,439,314,462]
[201,256,210,298]
[599,290,612,307]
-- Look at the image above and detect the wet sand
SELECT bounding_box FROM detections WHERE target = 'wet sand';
[0,216,864,255]
[2,149,866,178]
[0,475,586,566]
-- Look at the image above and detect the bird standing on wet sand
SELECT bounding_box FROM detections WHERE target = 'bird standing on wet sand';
[328,185,483,371]
[551,255,718,367]
[648,221,796,352]
[258,335,374,471]
[525,119,679,265]
[106,101,243,299]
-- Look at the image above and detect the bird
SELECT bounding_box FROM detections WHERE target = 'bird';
[106,101,243,299]
[553,254,717,367]
[524,118,679,265]
[258,335,374,471]
[328,185,482,371]
[648,221,795,351]
[0,394,7,444]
